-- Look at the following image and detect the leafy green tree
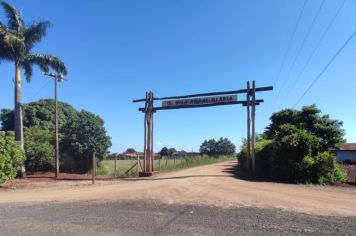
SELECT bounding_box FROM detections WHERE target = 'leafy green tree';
[1,100,111,173]
[159,147,169,156]
[200,138,235,156]
[68,110,111,171]
[0,1,67,153]
[168,148,177,156]
[200,139,217,156]
[159,147,177,158]
[265,105,344,151]
[125,148,136,154]
[0,131,25,183]
[24,126,54,172]
[216,137,236,155]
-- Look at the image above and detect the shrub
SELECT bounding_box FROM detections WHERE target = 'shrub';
[238,105,347,185]
[0,131,25,183]
[302,152,347,184]
[268,126,320,182]
[24,126,54,172]
[254,139,273,177]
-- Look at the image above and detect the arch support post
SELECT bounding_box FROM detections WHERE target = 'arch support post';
[140,91,155,177]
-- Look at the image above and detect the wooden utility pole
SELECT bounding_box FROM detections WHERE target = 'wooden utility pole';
[251,80,256,173]
[141,91,155,176]
[54,76,59,178]
[143,92,147,174]
[246,81,251,171]
[43,72,65,179]
[92,152,96,184]
[150,91,154,173]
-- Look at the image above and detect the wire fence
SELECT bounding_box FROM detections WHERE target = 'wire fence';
[95,155,233,178]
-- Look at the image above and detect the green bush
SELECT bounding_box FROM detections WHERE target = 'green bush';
[300,152,347,184]
[24,126,54,172]
[0,131,25,183]
[268,125,320,182]
[239,130,346,184]
[238,105,347,185]
[256,143,347,184]
[238,137,272,173]
[96,161,110,176]
[254,139,273,177]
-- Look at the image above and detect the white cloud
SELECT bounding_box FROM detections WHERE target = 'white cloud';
[156,141,163,147]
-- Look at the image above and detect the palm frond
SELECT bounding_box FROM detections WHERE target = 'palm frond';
[20,60,32,82]
[0,26,25,60]
[24,21,52,50]
[24,53,68,76]
[0,1,24,32]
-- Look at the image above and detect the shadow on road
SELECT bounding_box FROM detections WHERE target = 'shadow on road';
[221,162,274,183]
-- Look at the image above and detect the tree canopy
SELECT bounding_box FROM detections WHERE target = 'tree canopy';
[264,105,345,151]
[125,148,137,154]
[0,1,67,80]
[159,147,177,157]
[200,137,236,156]
[0,1,68,152]
[1,99,112,172]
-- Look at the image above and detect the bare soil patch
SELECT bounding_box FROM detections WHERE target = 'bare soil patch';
[1,161,355,216]
[0,172,110,189]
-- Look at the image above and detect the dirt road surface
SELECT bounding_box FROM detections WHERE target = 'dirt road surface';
[1,161,355,216]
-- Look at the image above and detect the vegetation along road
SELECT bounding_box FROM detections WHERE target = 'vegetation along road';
[0,161,355,235]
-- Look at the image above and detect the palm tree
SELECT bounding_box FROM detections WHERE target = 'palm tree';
[0,1,67,155]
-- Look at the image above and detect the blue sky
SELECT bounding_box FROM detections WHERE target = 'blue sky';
[1,0,355,153]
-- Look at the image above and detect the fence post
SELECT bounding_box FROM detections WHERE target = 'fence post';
[137,153,139,176]
[174,156,176,167]
[159,156,161,171]
[92,152,96,184]
[115,154,117,177]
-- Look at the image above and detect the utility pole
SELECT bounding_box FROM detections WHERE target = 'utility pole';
[246,81,251,172]
[251,80,256,173]
[43,72,65,179]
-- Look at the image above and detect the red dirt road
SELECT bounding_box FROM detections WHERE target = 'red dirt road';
[0,161,355,216]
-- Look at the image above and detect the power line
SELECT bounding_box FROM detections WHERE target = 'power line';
[28,79,52,102]
[272,0,308,88]
[276,0,325,102]
[283,0,347,104]
[293,29,356,108]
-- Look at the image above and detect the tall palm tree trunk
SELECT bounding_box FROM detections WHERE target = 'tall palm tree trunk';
[14,61,26,177]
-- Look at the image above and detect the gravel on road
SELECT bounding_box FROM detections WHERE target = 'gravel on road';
[1,200,355,236]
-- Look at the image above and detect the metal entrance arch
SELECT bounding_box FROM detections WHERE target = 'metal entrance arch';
[133,81,273,176]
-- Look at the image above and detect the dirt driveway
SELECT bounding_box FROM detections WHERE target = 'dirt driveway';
[1,161,355,216]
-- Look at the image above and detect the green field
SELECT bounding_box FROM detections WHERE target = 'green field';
[97,156,235,177]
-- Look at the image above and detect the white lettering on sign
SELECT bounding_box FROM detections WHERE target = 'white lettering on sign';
[162,95,237,107]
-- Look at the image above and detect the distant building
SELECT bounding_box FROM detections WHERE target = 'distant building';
[335,143,356,163]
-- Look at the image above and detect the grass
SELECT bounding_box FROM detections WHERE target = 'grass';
[97,155,235,177]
